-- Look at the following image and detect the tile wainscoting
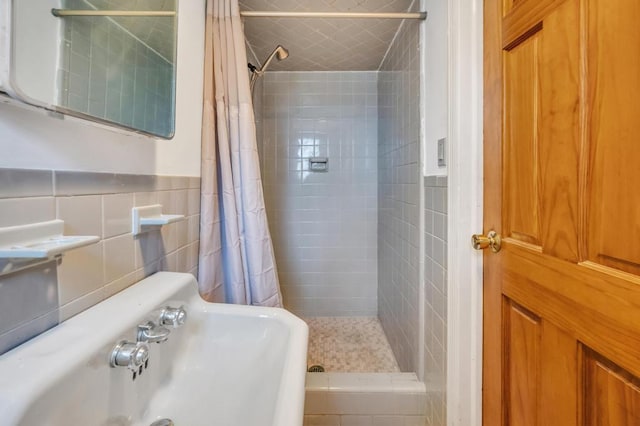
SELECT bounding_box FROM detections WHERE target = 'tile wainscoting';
[0,168,200,355]
[423,176,448,426]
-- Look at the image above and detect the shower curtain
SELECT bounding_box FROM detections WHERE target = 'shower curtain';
[198,0,282,307]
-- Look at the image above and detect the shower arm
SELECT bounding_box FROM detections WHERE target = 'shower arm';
[250,49,284,92]
[248,52,276,92]
[249,45,289,93]
[256,49,281,76]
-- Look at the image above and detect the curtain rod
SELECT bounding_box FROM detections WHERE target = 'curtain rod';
[51,9,176,17]
[240,11,428,20]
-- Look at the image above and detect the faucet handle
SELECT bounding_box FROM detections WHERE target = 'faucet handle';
[160,305,187,327]
[137,321,170,344]
[110,341,149,371]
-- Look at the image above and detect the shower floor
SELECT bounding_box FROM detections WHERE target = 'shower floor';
[304,317,400,373]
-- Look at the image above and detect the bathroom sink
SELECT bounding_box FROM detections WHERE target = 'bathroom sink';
[0,272,308,426]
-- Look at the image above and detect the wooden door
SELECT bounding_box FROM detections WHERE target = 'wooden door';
[483,0,640,424]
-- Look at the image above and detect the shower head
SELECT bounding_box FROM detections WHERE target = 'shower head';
[259,44,289,73]
[274,45,289,61]
[250,44,290,94]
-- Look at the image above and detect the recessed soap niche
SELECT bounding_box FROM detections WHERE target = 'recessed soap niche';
[309,157,328,172]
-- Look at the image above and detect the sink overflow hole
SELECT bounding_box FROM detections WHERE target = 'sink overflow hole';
[308,365,325,373]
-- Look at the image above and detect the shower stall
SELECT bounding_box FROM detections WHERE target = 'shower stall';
[242,2,447,424]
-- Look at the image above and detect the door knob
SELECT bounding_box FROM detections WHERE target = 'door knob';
[471,231,501,253]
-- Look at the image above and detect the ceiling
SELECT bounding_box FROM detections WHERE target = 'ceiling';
[239,0,417,71]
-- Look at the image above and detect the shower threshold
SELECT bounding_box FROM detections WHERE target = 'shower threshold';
[303,317,426,424]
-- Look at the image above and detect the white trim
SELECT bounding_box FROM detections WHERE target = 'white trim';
[0,0,12,94]
[416,0,426,385]
[240,11,427,20]
[446,0,484,425]
[420,0,449,177]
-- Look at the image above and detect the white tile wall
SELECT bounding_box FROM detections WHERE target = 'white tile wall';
[377,18,422,373]
[58,242,105,305]
[0,170,200,355]
[259,71,378,317]
[423,176,447,426]
[0,197,56,227]
[55,188,200,321]
[103,193,134,238]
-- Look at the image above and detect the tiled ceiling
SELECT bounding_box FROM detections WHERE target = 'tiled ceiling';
[84,0,177,62]
[239,0,417,71]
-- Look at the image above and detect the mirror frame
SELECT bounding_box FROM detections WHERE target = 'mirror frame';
[1,0,178,140]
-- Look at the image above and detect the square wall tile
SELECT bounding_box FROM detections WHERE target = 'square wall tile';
[57,242,104,305]
[59,287,105,322]
[103,233,136,283]
[0,197,56,227]
[134,191,158,207]
[57,195,102,237]
[0,260,58,337]
[103,193,133,238]
[0,169,53,199]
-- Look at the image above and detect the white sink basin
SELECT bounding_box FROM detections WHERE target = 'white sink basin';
[0,272,308,426]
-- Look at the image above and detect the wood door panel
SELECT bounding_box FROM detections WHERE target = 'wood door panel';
[540,322,579,425]
[585,350,640,425]
[538,0,581,262]
[503,0,528,17]
[505,301,541,426]
[502,0,567,48]
[504,35,542,246]
[503,297,580,425]
[503,0,581,255]
[502,244,640,379]
[587,0,640,275]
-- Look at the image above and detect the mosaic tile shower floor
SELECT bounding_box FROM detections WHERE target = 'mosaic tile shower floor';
[304,317,401,373]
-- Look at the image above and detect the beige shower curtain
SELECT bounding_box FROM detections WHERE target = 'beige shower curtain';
[198,0,282,307]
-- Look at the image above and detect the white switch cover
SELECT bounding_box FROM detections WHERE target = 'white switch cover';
[437,138,446,167]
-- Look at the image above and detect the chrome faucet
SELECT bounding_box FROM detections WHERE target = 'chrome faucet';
[110,341,149,370]
[110,306,187,370]
[135,306,186,345]
[159,306,187,327]
[137,321,171,344]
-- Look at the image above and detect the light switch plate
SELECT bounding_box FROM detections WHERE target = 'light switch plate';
[437,138,446,167]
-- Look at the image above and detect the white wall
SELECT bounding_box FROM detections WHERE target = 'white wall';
[421,0,448,177]
[0,0,205,177]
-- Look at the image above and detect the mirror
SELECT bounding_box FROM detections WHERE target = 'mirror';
[6,0,178,138]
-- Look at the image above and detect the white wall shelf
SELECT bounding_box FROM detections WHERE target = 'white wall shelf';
[132,204,185,236]
[0,220,99,259]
